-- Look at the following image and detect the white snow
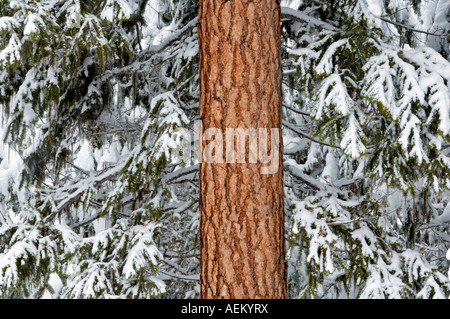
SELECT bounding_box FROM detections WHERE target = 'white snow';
[0,16,18,31]
[24,14,42,36]
[0,33,21,67]
[100,0,133,22]
[73,140,95,171]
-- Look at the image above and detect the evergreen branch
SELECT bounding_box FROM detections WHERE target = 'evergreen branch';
[163,250,200,259]
[283,69,297,75]
[67,161,90,176]
[282,120,338,148]
[418,220,450,231]
[56,165,123,212]
[284,159,342,194]
[374,15,450,38]
[327,217,371,226]
[44,164,125,224]
[334,177,363,187]
[137,17,198,59]
[280,7,338,31]
[282,103,311,117]
[162,258,193,275]
[70,199,194,231]
[162,200,196,214]
[70,212,102,230]
[159,270,199,281]
[163,164,199,183]
[0,208,13,225]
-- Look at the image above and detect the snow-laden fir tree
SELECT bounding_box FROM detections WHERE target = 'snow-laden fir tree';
[0,0,199,298]
[0,0,449,298]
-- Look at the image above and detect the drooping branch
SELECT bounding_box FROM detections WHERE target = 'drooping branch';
[374,15,449,38]
[138,17,199,58]
[43,163,125,225]
[282,120,337,148]
[280,6,337,31]
[163,164,199,184]
[56,164,123,212]
[284,159,342,195]
[282,103,311,117]
[71,212,102,230]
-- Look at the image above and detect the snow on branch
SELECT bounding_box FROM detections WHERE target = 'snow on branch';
[374,15,450,38]
[163,164,199,184]
[138,17,198,58]
[283,120,337,148]
[284,158,342,194]
[44,163,125,220]
[280,7,337,31]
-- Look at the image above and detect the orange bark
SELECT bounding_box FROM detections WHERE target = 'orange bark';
[198,0,286,299]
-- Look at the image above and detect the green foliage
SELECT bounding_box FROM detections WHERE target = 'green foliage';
[0,0,199,298]
[283,0,450,298]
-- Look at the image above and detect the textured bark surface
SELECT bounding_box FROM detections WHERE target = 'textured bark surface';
[198,0,286,299]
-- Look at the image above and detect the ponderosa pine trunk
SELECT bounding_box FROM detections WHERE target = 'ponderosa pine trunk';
[198,0,286,299]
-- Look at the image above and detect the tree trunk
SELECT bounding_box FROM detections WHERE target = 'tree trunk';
[198,0,286,299]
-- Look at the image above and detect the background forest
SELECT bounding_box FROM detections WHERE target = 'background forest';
[0,0,449,298]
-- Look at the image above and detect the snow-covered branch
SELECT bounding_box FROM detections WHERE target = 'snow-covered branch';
[138,17,198,58]
[374,15,449,38]
[282,120,337,148]
[281,7,337,31]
